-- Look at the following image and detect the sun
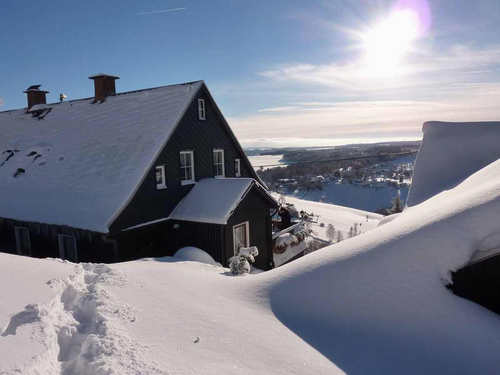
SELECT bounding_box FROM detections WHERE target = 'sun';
[361,9,421,78]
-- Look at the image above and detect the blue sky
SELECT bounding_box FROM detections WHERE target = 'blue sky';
[2,0,500,147]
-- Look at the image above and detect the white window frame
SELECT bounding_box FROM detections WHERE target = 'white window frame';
[198,98,206,120]
[232,221,250,255]
[14,226,31,255]
[58,234,78,261]
[180,150,195,185]
[234,158,241,177]
[213,149,225,177]
[155,165,167,190]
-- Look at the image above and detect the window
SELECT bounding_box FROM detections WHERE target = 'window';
[180,151,195,185]
[58,234,77,262]
[213,149,225,177]
[233,221,250,255]
[234,158,241,177]
[198,98,206,120]
[15,226,31,255]
[155,165,167,190]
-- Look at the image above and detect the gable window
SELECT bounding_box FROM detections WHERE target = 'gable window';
[155,165,167,190]
[15,226,31,255]
[233,221,250,255]
[180,151,195,185]
[58,234,77,262]
[234,158,241,177]
[198,98,206,120]
[213,149,225,177]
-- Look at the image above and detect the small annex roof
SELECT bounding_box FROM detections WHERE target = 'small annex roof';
[0,81,204,232]
[169,178,277,225]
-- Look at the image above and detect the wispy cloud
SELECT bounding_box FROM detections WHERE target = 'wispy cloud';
[258,106,298,113]
[260,44,500,93]
[136,8,186,16]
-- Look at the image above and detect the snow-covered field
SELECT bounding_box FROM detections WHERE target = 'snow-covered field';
[289,181,409,212]
[4,156,500,373]
[277,195,382,242]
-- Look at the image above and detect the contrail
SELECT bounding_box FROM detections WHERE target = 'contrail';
[137,8,186,16]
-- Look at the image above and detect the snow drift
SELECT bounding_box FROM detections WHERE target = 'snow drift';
[407,121,500,206]
[266,157,500,374]
[173,246,219,265]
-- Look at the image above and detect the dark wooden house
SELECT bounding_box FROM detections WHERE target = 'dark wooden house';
[0,75,278,270]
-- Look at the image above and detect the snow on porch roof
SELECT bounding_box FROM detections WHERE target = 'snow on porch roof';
[0,81,204,233]
[169,178,277,225]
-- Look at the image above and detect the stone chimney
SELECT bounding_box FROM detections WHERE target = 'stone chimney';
[24,85,49,110]
[88,73,120,101]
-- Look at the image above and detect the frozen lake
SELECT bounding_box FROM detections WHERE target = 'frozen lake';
[248,154,286,170]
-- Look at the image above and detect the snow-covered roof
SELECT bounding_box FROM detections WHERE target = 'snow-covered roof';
[0,81,204,232]
[170,178,275,225]
[407,121,500,206]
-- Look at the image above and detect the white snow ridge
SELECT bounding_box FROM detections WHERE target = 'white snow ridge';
[2,263,164,375]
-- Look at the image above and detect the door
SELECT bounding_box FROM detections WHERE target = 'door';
[233,221,249,255]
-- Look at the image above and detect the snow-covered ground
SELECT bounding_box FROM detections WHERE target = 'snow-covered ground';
[289,182,409,212]
[280,195,382,242]
[4,124,500,373]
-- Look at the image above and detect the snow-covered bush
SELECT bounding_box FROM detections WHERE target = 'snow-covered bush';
[229,246,259,275]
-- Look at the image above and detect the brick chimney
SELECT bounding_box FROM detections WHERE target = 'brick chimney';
[88,73,120,101]
[24,85,49,110]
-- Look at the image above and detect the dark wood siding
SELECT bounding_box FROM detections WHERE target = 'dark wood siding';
[110,85,257,232]
[226,187,275,270]
[0,218,116,262]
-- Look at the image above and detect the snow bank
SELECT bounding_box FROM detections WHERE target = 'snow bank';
[407,121,500,206]
[265,158,500,374]
[174,246,219,265]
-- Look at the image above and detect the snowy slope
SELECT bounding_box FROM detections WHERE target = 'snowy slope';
[408,121,500,206]
[4,158,500,373]
[279,195,382,241]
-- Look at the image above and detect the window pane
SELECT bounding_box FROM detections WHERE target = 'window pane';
[156,168,163,184]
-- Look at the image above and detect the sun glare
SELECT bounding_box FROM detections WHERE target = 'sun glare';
[361,9,421,78]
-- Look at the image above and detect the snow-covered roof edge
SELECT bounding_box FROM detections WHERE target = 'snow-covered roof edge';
[105,81,204,230]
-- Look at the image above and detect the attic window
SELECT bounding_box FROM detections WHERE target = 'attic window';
[235,158,241,177]
[180,151,195,185]
[198,99,206,120]
[213,149,225,177]
[155,165,167,190]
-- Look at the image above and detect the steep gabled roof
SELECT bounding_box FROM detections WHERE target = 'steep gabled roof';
[0,81,204,232]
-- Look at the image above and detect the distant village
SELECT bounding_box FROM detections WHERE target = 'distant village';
[269,159,414,194]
